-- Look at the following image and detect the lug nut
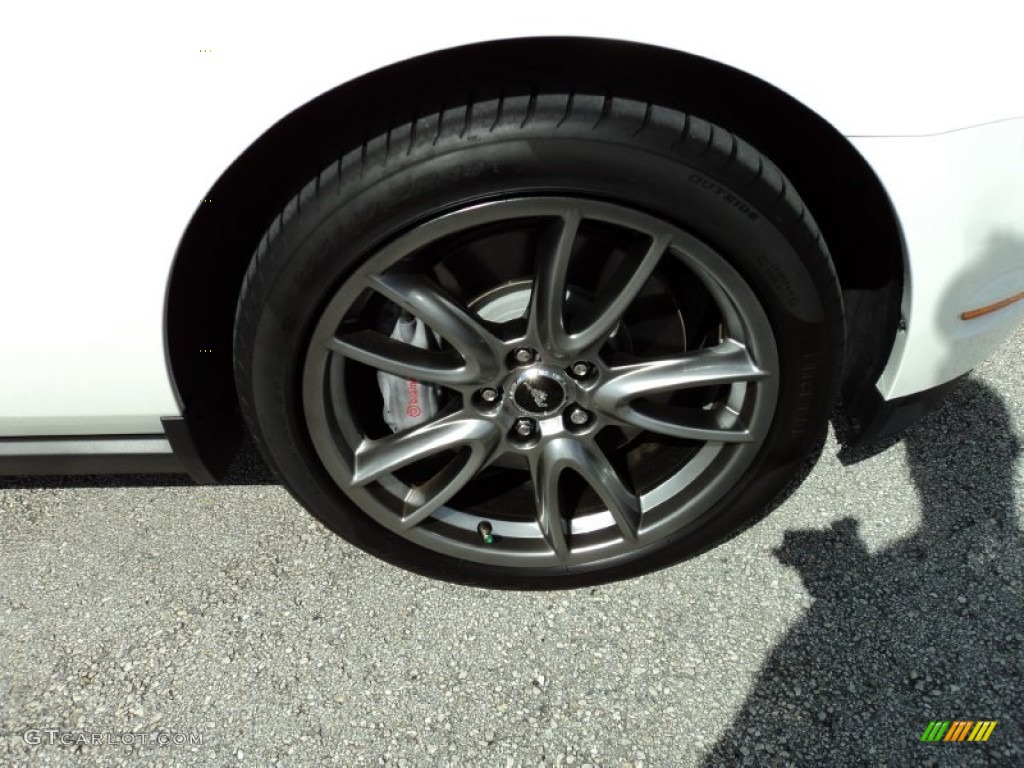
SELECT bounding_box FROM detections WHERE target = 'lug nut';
[570,361,591,378]
[568,407,590,426]
[480,388,500,403]
[513,347,535,364]
[514,418,536,437]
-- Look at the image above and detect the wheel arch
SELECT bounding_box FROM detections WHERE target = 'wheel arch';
[164,36,904,480]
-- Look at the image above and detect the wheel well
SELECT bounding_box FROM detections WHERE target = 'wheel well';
[165,36,903,479]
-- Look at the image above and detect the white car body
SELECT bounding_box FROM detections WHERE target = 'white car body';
[1,1,1022,460]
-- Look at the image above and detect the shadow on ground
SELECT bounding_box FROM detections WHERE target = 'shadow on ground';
[701,378,1023,766]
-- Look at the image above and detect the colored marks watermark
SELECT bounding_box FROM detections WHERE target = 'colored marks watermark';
[920,720,997,742]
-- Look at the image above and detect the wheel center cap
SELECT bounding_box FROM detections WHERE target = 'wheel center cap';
[510,368,568,416]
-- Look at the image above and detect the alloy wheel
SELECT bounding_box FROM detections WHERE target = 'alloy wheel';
[302,197,779,568]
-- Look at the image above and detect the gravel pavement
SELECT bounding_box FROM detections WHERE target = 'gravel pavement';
[1,327,1022,767]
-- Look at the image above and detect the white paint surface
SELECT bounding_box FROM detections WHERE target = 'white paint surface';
[1,1,1022,433]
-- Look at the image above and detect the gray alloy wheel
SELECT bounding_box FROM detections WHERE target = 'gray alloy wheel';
[301,197,779,569]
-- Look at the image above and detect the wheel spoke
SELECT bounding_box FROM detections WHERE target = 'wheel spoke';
[594,339,766,405]
[528,444,571,561]
[568,441,641,542]
[527,209,581,358]
[592,339,767,442]
[327,331,471,386]
[564,232,671,356]
[396,435,501,529]
[367,272,503,382]
[351,412,499,486]
[529,438,641,556]
[609,402,757,443]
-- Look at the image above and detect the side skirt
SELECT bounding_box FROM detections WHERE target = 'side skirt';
[0,434,185,477]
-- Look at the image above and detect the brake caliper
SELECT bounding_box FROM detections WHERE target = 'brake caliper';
[377,314,438,433]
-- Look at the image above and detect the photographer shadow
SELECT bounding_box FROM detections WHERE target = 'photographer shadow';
[701,378,1023,765]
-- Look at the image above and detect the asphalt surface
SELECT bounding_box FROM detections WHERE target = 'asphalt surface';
[1,327,1021,767]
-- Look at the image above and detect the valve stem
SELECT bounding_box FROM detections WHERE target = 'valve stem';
[477,521,494,544]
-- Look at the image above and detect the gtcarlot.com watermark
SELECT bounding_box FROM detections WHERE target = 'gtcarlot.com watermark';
[22,729,203,747]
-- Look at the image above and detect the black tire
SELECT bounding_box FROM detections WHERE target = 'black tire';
[234,92,843,588]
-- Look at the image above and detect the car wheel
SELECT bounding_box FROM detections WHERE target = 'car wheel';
[234,92,843,587]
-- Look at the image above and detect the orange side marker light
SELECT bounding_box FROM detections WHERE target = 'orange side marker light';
[961,291,1024,320]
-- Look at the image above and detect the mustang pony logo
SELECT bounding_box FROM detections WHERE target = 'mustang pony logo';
[527,385,549,409]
